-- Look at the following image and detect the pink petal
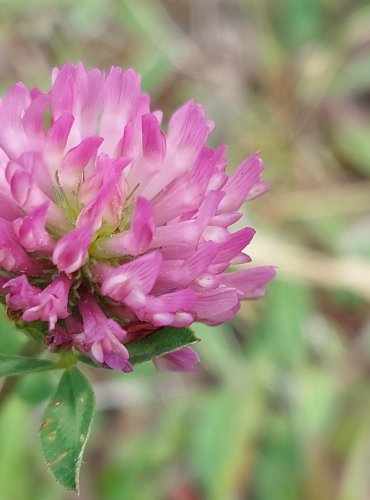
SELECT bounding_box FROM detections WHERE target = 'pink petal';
[152,191,223,249]
[100,67,148,154]
[13,202,55,254]
[58,135,104,191]
[91,341,105,363]
[126,197,156,254]
[141,101,211,199]
[3,275,39,310]
[247,180,270,201]
[230,253,251,265]
[22,274,71,329]
[126,114,166,190]
[0,83,32,158]
[193,274,220,290]
[22,93,49,148]
[98,196,155,257]
[101,250,162,303]
[45,326,73,351]
[52,223,94,273]
[212,227,255,266]
[139,288,196,316]
[78,294,132,372]
[220,266,276,299]
[50,65,76,120]
[142,113,166,158]
[153,147,215,225]
[0,190,22,220]
[154,347,200,372]
[166,100,210,155]
[218,154,265,213]
[0,218,44,275]
[193,287,240,324]
[74,63,104,138]
[114,121,134,158]
[45,112,74,152]
[159,242,217,287]
[211,212,242,228]
[76,155,130,230]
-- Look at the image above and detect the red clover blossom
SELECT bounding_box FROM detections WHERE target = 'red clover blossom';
[0,63,275,372]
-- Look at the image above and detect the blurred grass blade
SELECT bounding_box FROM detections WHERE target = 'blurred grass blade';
[39,367,95,492]
[0,354,54,377]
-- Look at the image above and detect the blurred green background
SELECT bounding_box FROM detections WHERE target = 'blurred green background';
[0,0,370,499]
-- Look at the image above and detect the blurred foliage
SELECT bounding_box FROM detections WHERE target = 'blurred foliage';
[0,0,370,499]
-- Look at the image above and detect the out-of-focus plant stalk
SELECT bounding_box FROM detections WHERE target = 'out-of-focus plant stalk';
[0,339,43,409]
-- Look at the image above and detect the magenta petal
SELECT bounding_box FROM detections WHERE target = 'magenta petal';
[78,294,132,371]
[99,196,155,257]
[91,341,105,363]
[101,250,162,303]
[141,289,196,316]
[221,266,277,299]
[74,63,104,137]
[141,102,212,199]
[0,218,44,275]
[213,227,255,266]
[159,242,217,288]
[104,351,133,372]
[152,192,223,249]
[167,100,210,155]
[154,347,200,372]
[52,223,94,273]
[50,65,76,119]
[119,196,155,254]
[79,294,127,342]
[59,135,104,191]
[22,274,72,330]
[218,154,264,213]
[0,84,32,158]
[142,113,166,158]
[100,67,147,154]
[76,155,130,230]
[63,136,104,169]
[45,326,73,352]
[193,287,240,324]
[22,93,49,147]
[153,148,215,225]
[13,202,55,253]
[45,112,74,152]
[0,191,22,220]
[247,180,270,201]
[3,275,39,310]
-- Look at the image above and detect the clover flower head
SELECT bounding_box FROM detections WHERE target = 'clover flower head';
[0,63,275,372]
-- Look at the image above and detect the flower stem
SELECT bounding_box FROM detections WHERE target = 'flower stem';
[0,339,43,409]
[53,350,79,370]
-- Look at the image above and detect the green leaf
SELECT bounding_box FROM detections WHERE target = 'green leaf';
[0,354,55,377]
[127,326,200,365]
[78,327,200,369]
[39,367,95,492]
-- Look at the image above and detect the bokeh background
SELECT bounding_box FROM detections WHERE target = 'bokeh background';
[0,1,369,499]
